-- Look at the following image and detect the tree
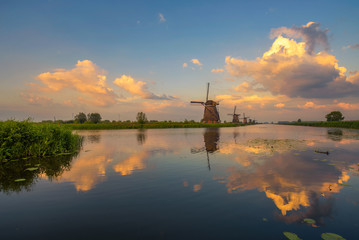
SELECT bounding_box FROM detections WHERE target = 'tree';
[75,112,87,123]
[297,119,302,123]
[136,112,148,124]
[87,113,102,124]
[325,111,344,122]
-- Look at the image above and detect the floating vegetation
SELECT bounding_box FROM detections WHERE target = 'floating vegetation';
[303,218,316,224]
[245,139,307,155]
[283,232,302,240]
[14,179,26,182]
[262,217,268,222]
[25,167,39,171]
[321,233,346,240]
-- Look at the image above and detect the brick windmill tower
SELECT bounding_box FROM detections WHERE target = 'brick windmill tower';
[227,106,240,123]
[239,113,250,124]
[191,83,220,123]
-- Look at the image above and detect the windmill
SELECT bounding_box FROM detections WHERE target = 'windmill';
[239,113,250,124]
[191,83,220,123]
[227,106,240,123]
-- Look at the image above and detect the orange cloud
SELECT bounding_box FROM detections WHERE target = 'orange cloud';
[34,60,117,107]
[298,101,326,109]
[183,63,188,68]
[337,102,359,110]
[275,103,285,108]
[211,68,223,73]
[113,75,175,100]
[191,59,202,66]
[21,93,53,105]
[226,23,359,99]
[216,94,287,109]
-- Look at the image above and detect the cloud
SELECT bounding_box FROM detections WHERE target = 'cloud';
[34,60,117,107]
[297,101,326,109]
[113,75,175,100]
[275,103,285,108]
[270,22,329,54]
[337,102,359,110]
[159,13,166,23]
[191,59,202,66]
[226,25,359,99]
[216,94,287,109]
[343,44,359,50]
[183,63,188,68]
[21,93,53,105]
[211,68,224,73]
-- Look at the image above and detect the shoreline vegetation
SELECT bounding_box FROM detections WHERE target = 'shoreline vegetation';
[0,120,82,161]
[64,121,243,130]
[278,121,359,129]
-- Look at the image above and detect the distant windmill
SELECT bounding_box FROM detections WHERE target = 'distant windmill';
[227,106,240,123]
[191,83,220,123]
[239,113,250,124]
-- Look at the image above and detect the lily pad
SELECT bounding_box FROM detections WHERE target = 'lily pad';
[283,232,302,240]
[303,218,316,224]
[262,217,268,222]
[35,164,41,167]
[321,232,346,240]
[14,179,26,182]
[25,167,39,171]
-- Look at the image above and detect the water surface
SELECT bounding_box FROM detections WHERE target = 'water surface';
[1,125,359,239]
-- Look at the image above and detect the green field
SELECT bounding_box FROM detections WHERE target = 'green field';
[279,121,359,129]
[63,122,243,130]
[0,120,82,161]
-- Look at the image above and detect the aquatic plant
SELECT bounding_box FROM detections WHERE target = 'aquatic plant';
[0,120,82,161]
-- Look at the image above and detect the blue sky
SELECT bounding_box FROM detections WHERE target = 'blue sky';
[1,0,359,122]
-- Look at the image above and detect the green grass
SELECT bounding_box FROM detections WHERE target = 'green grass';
[279,121,359,129]
[64,122,244,130]
[0,120,82,161]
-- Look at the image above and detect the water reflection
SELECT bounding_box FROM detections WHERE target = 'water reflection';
[327,129,343,141]
[137,129,147,145]
[0,155,74,194]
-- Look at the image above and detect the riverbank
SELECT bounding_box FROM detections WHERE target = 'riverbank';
[63,122,244,130]
[279,121,359,129]
[0,120,82,161]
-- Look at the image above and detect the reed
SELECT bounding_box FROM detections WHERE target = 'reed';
[0,120,82,161]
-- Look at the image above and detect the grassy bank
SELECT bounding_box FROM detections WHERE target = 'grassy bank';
[64,122,243,130]
[0,120,82,161]
[279,121,359,129]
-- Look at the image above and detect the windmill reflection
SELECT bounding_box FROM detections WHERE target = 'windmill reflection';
[191,128,220,170]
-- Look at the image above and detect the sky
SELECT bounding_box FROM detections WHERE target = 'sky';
[1,0,359,122]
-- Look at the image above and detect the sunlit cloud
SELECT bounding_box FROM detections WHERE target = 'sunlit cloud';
[275,103,285,108]
[32,60,117,107]
[113,75,175,100]
[21,93,53,106]
[183,62,188,68]
[159,13,166,23]
[191,59,202,66]
[343,44,359,50]
[298,101,326,109]
[337,102,359,110]
[270,22,329,54]
[225,22,359,99]
[211,68,223,73]
[216,94,288,109]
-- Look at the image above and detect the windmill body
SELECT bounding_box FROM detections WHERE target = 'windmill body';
[191,83,220,123]
[239,113,250,124]
[228,106,240,123]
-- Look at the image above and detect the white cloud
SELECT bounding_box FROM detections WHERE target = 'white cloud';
[159,13,166,23]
